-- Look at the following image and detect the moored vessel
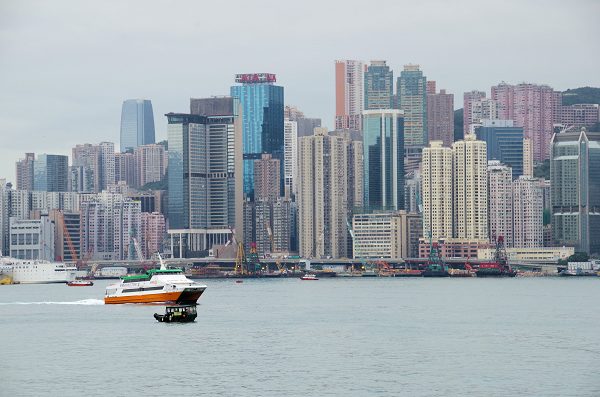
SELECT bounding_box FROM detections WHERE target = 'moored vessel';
[300,273,319,280]
[476,237,516,278]
[0,255,77,284]
[104,255,207,304]
[422,240,449,277]
[67,280,94,286]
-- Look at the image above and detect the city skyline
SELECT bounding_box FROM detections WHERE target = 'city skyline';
[1,0,599,178]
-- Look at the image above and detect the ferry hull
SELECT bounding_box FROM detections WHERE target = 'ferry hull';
[104,287,205,305]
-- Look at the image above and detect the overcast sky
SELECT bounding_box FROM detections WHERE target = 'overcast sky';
[0,0,599,182]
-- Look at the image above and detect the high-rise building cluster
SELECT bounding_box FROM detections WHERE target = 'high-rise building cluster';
[2,61,599,264]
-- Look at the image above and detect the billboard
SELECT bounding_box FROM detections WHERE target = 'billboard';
[235,73,277,83]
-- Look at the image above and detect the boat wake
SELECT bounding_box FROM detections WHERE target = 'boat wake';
[0,299,104,306]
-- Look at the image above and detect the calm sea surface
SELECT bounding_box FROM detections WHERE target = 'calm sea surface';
[1,277,599,397]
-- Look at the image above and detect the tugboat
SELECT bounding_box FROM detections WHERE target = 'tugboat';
[154,305,197,323]
[476,236,517,278]
[422,240,449,277]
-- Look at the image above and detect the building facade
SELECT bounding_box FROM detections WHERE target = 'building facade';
[426,82,454,147]
[364,60,393,110]
[298,129,349,258]
[397,64,427,172]
[475,119,524,178]
[550,129,600,254]
[422,141,453,240]
[491,82,561,162]
[362,109,405,211]
[15,153,35,191]
[335,60,365,131]
[141,212,166,259]
[9,216,55,260]
[230,74,284,198]
[487,161,514,247]
[352,211,420,259]
[512,176,544,248]
[33,154,68,192]
[452,134,488,240]
[166,105,243,257]
[463,90,487,137]
[134,144,166,188]
[120,99,156,152]
[283,118,298,197]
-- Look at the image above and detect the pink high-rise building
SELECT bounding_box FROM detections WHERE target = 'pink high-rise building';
[335,60,365,130]
[491,83,561,162]
[141,211,166,259]
[558,104,600,128]
[463,90,486,136]
[427,85,454,147]
[426,81,436,95]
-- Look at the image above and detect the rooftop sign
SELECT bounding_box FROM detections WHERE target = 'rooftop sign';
[235,73,276,83]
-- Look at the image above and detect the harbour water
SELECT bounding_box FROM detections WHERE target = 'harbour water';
[1,277,599,396]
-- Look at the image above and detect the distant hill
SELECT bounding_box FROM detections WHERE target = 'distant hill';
[561,87,600,106]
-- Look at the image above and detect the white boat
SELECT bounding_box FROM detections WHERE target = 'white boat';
[0,256,77,284]
[300,273,319,280]
[104,255,207,304]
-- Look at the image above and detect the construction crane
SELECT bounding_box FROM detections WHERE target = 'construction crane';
[57,212,78,264]
[132,237,145,261]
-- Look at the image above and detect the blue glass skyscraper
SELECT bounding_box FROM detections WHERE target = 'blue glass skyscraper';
[363,109,405,211]
[364,60,393,110]
[475,120,524,178]
[33,154,68,192]
[120,99,156,152]
[230,73,284,198]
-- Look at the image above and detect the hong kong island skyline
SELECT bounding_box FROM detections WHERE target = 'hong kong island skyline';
[0,0,598,177]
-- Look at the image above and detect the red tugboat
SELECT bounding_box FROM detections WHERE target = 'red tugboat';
[67,280,94,286]
[476,236,517,278]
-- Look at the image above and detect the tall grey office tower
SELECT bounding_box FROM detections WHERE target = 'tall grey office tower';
[120,99,156,152]
[33,154,69,192]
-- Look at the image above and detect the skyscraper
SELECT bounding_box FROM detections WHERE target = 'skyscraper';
[475,119,524,178]
[491,82,561,162]
[166,104,243,257]
[551,128,600,254]
[114,152,135,187]
[15,153,35,191]
[487,161,513,247]
[452,134,488,240]
[298,129,350,258]
[134,144,166,188]
[422,141,453,240]
[141,212,166,259]
[71,142,115,192]
[80,192,141,260]
[512,176,544,248]
[283,119,298,197]
[254,154,280,202]
[362,109,405,211]
[335,60,365,130]
[120,99,156,152]
[364,60,393,110]
[397,64,427,172]
[426,83,454,147]
[33,154,68,192]
[230,73,284,198]
[463,90,487,137]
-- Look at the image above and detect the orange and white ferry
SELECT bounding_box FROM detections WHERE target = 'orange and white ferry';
[104,256,207,304]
